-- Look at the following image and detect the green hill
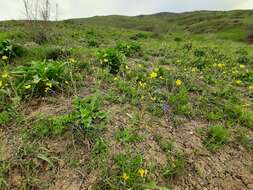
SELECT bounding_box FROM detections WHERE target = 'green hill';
[67,10,253,41]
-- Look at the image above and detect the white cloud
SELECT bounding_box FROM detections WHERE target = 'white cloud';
[233,0,253,9]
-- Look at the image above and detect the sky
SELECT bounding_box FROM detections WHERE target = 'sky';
[0,0,253,20]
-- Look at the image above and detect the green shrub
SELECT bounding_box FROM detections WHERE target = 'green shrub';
[13,60,70,96]
[72,94,107,136]
[98,48,124,74]
[0,40,24,62]
[194,48,206,57]
[130,32,149,40]
[87,39,100,47]
[46,47,72,60]
[0,40,15,59]
[116,42,141,57]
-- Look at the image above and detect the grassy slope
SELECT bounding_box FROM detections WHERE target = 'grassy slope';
[0,10,253,190]
[68,10,253,41]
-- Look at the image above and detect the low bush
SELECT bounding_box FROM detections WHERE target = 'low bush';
[0,40,24,62]
[130,32,149,40]
[116,42,141,57]
[98,48,124,74]
[13,60,70,96]
[45,47,72,60]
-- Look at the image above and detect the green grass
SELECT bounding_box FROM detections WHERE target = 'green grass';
[0,10,253,189]
[204,125,230,151]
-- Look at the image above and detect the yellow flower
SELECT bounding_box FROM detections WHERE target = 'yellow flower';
[122,173,129,181]
[149,72,157,79]
[249,85,253,91]
[24,84,31,89]
[45,87,50,92]
[217,63,225,68]
[235,80,242,85]
[69,58,76,63]
[1,55,8,60]
[125,65,129,70]
[191,67,197,72]
[2,72,9,78]
[138,168,147,177]
[139,81,146,88]
[0,80,2,88]
[114,77,118,81]
[46,82,52,88]
[151,96,156,101]
[175,79,182,86]
[240,64,245,69]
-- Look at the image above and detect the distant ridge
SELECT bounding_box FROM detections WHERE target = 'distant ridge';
[66,10,253,37]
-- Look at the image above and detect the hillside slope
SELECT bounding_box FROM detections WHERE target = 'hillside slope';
[0,10,253,190]
[67,10,253,41]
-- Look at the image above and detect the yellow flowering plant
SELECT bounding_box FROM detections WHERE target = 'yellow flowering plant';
[98,48,124,74]
[149,71,158,79]
[1,55,8,61]
[122,172,129,181]
[14,60,70,96]
[175,79,182,86]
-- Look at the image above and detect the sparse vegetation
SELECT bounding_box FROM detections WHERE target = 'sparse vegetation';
[0,10,253,190]
[204,125,230,151]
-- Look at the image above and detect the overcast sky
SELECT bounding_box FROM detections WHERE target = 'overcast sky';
[1,0,253,20]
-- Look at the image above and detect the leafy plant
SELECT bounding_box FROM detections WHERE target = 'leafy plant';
[98,48,124,74]
[0,40,16,60]
[130,32,149,40]
[45,47,72,60]
[13,60,70,96]
[87,39,100,47]
[116,42,141,57]
[72,94,107,136]
[32,94,107,138]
